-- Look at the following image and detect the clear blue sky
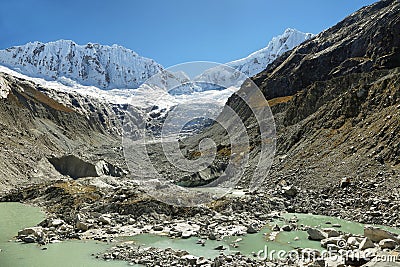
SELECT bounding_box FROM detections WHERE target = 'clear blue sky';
[0,0,377,67]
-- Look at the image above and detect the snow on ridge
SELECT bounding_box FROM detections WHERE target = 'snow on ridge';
[0,65,236,116]
[0,39,164,90]
[0,28,314,113]
[196,28,314,87]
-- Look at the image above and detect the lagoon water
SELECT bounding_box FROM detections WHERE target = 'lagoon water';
[0,202,128,267]
[131,212,400,259]
[1,202,399,266]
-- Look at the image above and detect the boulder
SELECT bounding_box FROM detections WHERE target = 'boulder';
[99,215,112,225]
[22,235,36,243]
[196,257,210,265]
[208,233,217,240]
[282,225,292,231]
[282,185,298,197]
[50,219,64,227]
[321,237,346,249]
[246,225,258,234]
[347,236,362,246]
[76,221,91,231]
[359,237,375,250]
[345,254,370,266]
[307,228,328,241]
[379,239,397,249]
[181,231,192,239]
[152,225,163,231]
[364,226,399,243]
[272,224,280,231]
[340,177,351,188]
[18,227,43,238]
[310,259,326,267]
[322,228,340,237]
[181,255,198,265]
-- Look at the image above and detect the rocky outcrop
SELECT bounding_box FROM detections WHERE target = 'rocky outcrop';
[364,225,400,243]
[249,0,400,100]
[48,155,99,179]
[181,0,400,193]
[0,72,129,191]
[47,155,125,179]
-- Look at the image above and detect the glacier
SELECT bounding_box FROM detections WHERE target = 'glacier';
[0,28,313,96]
[0,28,313,136]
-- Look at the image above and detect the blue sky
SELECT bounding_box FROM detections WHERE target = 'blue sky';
[0,0,377,67]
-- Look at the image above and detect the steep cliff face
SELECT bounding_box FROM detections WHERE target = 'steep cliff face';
[179,0,400,194]
[0,40,164,90]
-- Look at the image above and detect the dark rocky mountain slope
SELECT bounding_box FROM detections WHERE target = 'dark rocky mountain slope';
[180,0,400,224]
[0,73,129,192]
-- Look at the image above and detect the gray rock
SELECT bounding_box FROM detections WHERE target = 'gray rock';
[208,233,216,240]
[340,177,351,188]
[180,255,198,265]
[307,228,328,241]
[364,226,398,242]
[181,231,192,239]
[323,228,340,237]
[18,227,43,238]
[281,225,292,231]
[196,239,205,245]
[196,257,210,265]
[272,224,280,231]
[76,221,91,231]
[282,185,298,197]
[99,215,112,225]
[347,236,362,246]
[379,239,397,249]
[311,259,326,267]
[50,219,64,227]
[321,237,346,248]
[22,235,36,243]
[359,237,375,250]
[246,225,258,234]
[152,225,163,231]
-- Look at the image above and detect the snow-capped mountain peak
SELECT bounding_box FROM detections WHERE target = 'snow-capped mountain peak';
[227,28,314,77]
[0,28,313,96]
[0,39,164,90]
[196,28,314,87]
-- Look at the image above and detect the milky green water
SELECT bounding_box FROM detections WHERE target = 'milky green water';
[0,202,129,267]
[2,202,400,265]
[132,212,400,260]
